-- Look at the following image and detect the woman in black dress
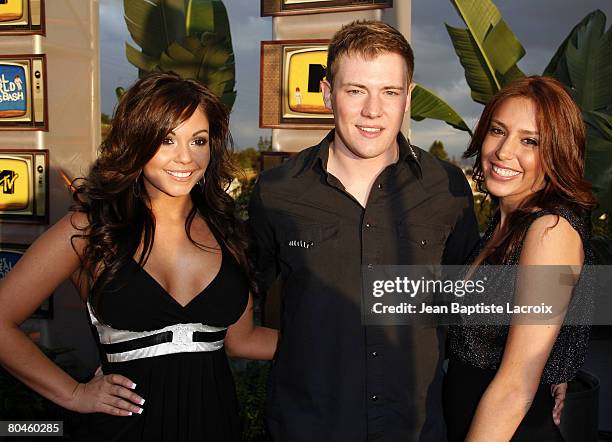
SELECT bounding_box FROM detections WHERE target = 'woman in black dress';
[0,72,278,441]
[443,76,596,441]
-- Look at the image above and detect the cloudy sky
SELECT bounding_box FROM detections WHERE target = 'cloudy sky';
[100,0,611,158]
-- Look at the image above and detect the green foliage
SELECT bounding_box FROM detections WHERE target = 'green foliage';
[101,113,112,125]
[446,0,525,104]
[411,84,471,133]
[429,140,450,162]
[257,136,272,152]
[446,2,612,221]
[232,361,270,441]
[123,0,236,109]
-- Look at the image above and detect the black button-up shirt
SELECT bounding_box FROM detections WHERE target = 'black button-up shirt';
[248,131,479,442]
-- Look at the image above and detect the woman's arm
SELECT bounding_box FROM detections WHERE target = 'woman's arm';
[466,215,583,441]
[224,293,278,360]
[0,213,144,416]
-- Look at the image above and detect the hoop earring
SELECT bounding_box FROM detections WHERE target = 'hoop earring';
[133,174,141,198]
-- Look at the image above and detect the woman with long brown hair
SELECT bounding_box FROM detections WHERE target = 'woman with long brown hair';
[0,72,277,441]
[443,76,596,441]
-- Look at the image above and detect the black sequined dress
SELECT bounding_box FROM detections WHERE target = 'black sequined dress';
[444,207,595,441]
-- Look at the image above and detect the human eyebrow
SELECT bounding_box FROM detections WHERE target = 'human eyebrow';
[342,82,367,89]
[490,119,507,129]
[192,129,209,136]
[518,129,539,136]
[382,85,405,91]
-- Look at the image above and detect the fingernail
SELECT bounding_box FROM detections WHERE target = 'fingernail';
[131,382,137,389]
[136,407,143,414]
[127,412,133,416]
[139,398,145,405]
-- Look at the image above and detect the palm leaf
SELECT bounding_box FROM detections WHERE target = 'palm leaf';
[411,84,472,134]
[159,36,236,108]
[584,110,612,215]
[123,0,185,59]
[123,0,236,110]
[446,0,525,104]
[544,10,612,113]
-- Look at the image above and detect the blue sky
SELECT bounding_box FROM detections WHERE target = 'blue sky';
[100,0,612,157]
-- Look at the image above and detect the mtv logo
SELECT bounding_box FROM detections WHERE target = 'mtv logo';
[0,169,18,194]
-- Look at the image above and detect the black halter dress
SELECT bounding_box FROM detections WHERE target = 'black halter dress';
[76,241,248,441]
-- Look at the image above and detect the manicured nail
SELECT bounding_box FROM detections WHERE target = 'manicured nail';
[131,382,137,389]
[139,398,145,405]
[127,412,133,416]
[136,407,143,414]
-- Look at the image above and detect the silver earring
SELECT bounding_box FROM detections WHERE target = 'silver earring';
[133,174,141,198]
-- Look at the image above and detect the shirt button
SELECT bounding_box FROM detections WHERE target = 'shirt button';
[365,222,371,228]
[371,395,378,402]
[371,351,378,358]
[420,239,428,247]
[367,264,374,271]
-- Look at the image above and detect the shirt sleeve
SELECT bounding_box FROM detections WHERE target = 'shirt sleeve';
[442,173,480,265]
[247,179,280,294]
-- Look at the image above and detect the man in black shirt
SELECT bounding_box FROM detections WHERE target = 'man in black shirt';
[249,21,480,441]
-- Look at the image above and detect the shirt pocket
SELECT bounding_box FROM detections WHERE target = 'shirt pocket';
[278,223,339,272]
[396,221,450,264]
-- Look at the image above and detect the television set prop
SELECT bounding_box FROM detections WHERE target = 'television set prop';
[0,0,44,35]
[260,151,295,171]
[260,40,334,129]
[0,149,48,224]
[0,54,48,131]
[0,243,53,318]
[261,0,392,16]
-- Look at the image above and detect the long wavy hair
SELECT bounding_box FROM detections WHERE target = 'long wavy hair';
[71,72,252,321]
[464,76,596,263]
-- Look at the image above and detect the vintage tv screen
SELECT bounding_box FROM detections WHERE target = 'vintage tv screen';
[0,54,47,131]
[0,149,48,224]
[282,45,332,120]
[0,0,44,35]
[260,40,334,129]
[0,243,52,318]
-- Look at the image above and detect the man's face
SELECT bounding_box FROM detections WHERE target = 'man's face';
[322,52,411,160]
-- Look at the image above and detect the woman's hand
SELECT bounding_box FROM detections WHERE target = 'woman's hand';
[66,372,145,416]
[551,382,567,425]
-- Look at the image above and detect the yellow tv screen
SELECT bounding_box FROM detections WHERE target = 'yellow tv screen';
[284,47,331,117]
[0,0,23,22]
[0,157,29,210]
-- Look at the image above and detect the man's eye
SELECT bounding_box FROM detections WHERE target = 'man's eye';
[347,89,363,95]
[384,90,400,96]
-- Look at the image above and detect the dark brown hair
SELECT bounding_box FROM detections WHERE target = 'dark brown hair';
[326,20,414,88]
[71,71,251,320]
[464,75,596,263]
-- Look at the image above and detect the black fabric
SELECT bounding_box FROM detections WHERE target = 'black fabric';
[443,358,564,442]
[248,130,480,442]
[76,242,249,442]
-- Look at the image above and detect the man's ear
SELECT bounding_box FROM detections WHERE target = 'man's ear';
[405,82,416,113]
[321,79,333,110]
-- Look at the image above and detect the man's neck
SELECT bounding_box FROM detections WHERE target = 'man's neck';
[326,136,399,207]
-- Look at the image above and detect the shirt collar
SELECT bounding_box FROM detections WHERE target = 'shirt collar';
[295,129,422,178]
